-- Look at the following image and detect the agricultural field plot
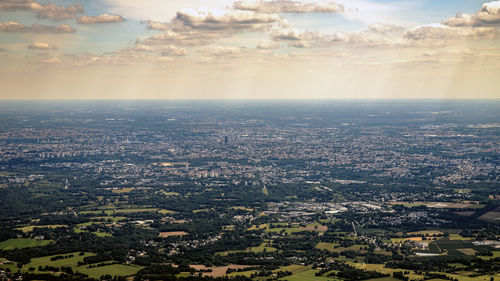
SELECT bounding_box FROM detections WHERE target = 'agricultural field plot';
[17,225,67,232]
[110,187,136,194]
[229,206,254,212]
[248,242,277,253]
[428,271,498,281]
[329,244,367,253]
[215,241,276,256]
[477,251,500,260]
[92,216,127,222]
[264,227,303,235]
[315,242,340,251]
[431,239,474,250]
[190,264,254,277]
[248,224,268,231]
[19,252,143,279]
[227,270,259,277]
[273,265,310,275]
[358,228,387,235]
[0,238,53,250]
[448,234,473,240]
[76,263,144,279]
[158,231,188,238]
[280,269,339,281]
[457,248,477,255]
[390,237,424,243]
[158,209,176,214]
[347,263,423,280]
[365,278,401,281]
[478,207,500,221]
[79,210,114,215]
[22,252,95,272]
[0,259,17,272]
[264,222,328,235]
[79,207,162,215]
[156,191,180,196]
[92,230,113,237]
[407,230,443,236]
[77,221,106,227]
[114,208,159,213]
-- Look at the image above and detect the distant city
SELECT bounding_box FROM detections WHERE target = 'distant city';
[0,100,499,281]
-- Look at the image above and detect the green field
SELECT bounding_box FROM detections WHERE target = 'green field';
[17,225,67,233]
[77,263,144,278]
[274,265,310,275]
[477,251,500,260]
[93,230,113,237]
[248,242,277,253]
[262,186,269,195]
[23,252,95,270]
[281,269,339,281]
[448,234,473,240]
[264,227,303,235]
[315,242,340,251]
[0,238,53,250]
[20,252,143,279]
[79,210,114,215]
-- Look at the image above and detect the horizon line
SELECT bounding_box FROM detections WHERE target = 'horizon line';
[1,98,500,101]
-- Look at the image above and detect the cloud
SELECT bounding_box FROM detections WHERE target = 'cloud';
[443,1,500,27]
[203,46,244,57]
[77,14,125,24]
[288,40,310,48]
[140,30,222,46]
[144,20,169,31]
[404,24,496,40]
[270,28,311,40]
[173,8,283,31]
[133,44,187,56]
[233,0,344,14]
[41,57,62,64]
[28,42,58,50]
[257,41,280,49]
[368,23,405,34]
[0,0,83,20]
[0,22,76,33]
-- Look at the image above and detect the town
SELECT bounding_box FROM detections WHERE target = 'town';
[0,101,498,281]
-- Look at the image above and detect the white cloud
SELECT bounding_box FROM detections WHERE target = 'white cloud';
[0,0,83,20]
[204,46,243,56]
[102,0,235,21]
[404,24,496,40]
[443,1,500,26]
[139,30,222,46]
[77,14,125,24]
[368,23,405,34]
[174,8,283,31]
[233,0,343,14]
[28,42,58,50]
[144,20,169,31]
[257,41,280,49]
[133,44,187,56]
[0,22,76,33]
[41,57,62,64]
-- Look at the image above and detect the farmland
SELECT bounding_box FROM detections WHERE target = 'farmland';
[0,239,53,250]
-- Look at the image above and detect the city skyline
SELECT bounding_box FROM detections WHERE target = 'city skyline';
[1,0,500,99]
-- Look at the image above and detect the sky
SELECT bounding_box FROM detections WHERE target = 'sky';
[0,0,499,99]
